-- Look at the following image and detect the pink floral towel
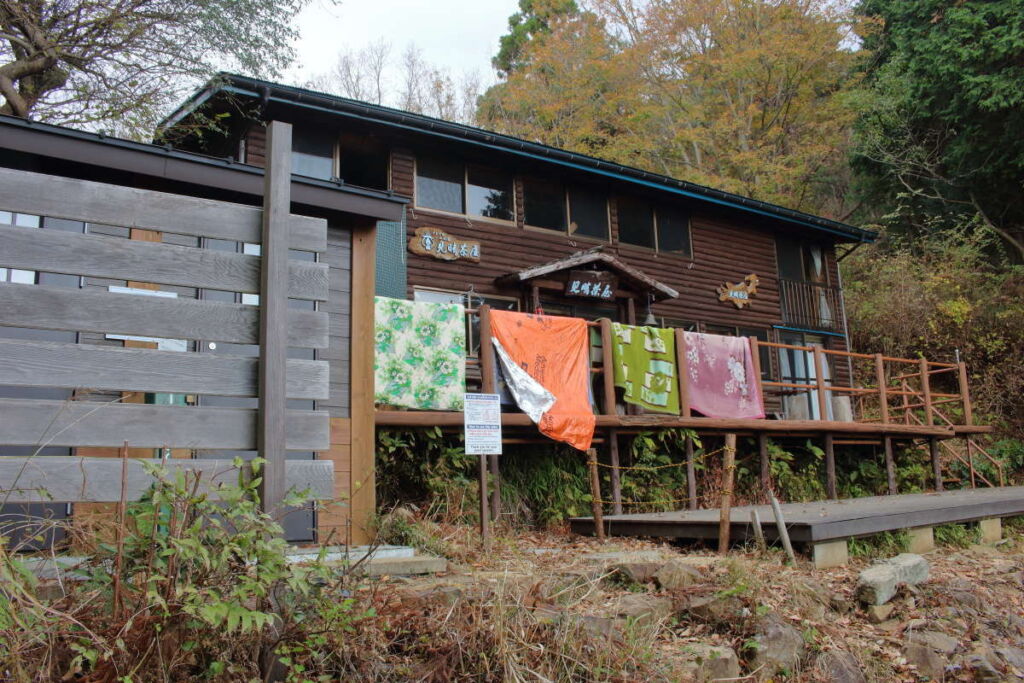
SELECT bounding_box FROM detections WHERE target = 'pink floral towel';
[682,332,765,419]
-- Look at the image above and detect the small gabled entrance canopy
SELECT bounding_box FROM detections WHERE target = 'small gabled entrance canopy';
[496,248,680,304]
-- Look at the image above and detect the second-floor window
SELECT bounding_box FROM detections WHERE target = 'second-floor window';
[617,196,692,255]
[292,128,335,180]
[776,238,828,284]
[523,178,609,240]
[416,157,514,221]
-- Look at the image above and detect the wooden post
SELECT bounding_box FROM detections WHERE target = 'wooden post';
[812,346,828,420]
[685,435,697,510]
[257,120,291,518]
[587,448,605,540]
[768,491,796,565]
[824,433,837,500]
[607,434,622,515]
[478,453,490,549]
[919,358,934,426]
[626,297,636,325]
[748,336,763,409]
[676,329,691,417]
[930,437,943,492]
[350,222,378,544]
[875,353,889,424]
[957,362,973,425]
[478,305,501,522]
[883,436,897,495]
[750,509,766,552]
[599,318,616,415]
[718,433,737,554]
[758,433,770,493]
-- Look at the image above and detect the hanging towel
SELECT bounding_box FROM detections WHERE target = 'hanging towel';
[490,310,595,451]
[682,332,765,419]
[610,322,680,414]
[374,296,466,411]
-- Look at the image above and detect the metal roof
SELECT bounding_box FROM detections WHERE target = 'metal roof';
[163,73,876,243]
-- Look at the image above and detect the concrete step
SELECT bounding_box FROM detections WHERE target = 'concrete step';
[354,554,448,577]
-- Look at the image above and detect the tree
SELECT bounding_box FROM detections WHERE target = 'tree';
[0,0,316,135]
[852,0,1024,261]
[493,0,580,77]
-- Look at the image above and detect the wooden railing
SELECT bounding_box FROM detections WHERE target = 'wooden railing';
[457,306,976,429]
[779,278,843,333]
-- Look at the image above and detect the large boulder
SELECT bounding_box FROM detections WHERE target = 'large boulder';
[613,593,674,627]
[816,650,867,683]
[750,615,805,675]
[655,559,704,590]
[855,554,930,606]
[903,641,946,680]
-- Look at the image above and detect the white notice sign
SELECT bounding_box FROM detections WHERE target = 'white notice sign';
[464,393,502,455]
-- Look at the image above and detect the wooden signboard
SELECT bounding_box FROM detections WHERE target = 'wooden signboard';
[565,270,617,300]
[408,226,481,262]
[717,274,759,308]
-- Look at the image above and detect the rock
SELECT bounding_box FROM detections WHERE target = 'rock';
[830,593,854,614]
[684,594,745,625]
[866,603,894,624]
[903,641,946,681]
[817,650,866,683]
[855,554,930,606]
[907,630,958,655]
[996,647,1024,671]
[609,562,662,585]
[577,615,617,639]
[681,643,740,682]
[966,652,1002,683]
[655,559,704,590]
[613,593,674,627]
[750,615,805,675]
[583,550,666,565]
[948,590,985,610]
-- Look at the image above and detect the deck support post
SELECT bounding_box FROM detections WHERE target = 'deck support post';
[883,436,897,495]
[907,526,935,554]
[919,358,934,425]
[587,448,605,540]
[978,518,1001,544]
[758,433,770,494]
[812,540,848,569]
[718,433,737,554]
[686,435,697,510]
[930,437,943,492]
[824,433,837,500]
[608,432,622,515]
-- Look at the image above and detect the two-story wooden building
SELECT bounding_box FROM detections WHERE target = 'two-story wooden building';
[161,74,986,543]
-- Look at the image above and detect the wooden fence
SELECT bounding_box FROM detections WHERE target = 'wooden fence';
[0,121,334,510]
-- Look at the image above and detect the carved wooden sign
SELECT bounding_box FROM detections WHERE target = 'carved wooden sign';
[717,273,759,308]
[408,226,481,262]
[565,270,617,300]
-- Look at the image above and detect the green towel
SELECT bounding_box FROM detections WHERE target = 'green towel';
[610,323,679,414]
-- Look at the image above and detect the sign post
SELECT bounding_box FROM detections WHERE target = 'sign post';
[465,393,501,548]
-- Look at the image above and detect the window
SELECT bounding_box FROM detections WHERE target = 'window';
[523,178,567,231]
[416,156,464,214]
[337,133,388,189]
[617,196,655,248]
[292,128,335,180]
[568,187,609,240]
[777,331,831,419]
[656,206,692,255]
[466,165,513,220]
[776,238,827,284]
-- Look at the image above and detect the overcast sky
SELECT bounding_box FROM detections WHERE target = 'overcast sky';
[287,0,520,91]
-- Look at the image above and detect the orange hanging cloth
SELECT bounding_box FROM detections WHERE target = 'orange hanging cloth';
[489,310,595,451]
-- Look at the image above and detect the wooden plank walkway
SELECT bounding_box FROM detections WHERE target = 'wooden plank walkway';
[570,487,1024,544]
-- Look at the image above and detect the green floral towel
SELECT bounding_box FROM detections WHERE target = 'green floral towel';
[374,296,466,410]
[610,322,680,414]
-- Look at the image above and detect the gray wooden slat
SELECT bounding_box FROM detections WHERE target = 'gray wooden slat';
[0,399,329,451]
[0,339,328,400]
[0,284,328,348]
[0,457,334,503]
[0,224,328,300]
[0,167,327,252]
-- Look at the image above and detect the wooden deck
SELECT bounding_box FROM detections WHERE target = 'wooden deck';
[569,487,1024,544]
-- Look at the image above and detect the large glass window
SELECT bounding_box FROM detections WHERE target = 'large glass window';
[337,133,388,189]
[466,165,513,220]
[523,178,567,231]
[416,156,465,214]
[656,206,692,255]
[568,187,608,240]
[292,129,335,180]
[617,196,655,248]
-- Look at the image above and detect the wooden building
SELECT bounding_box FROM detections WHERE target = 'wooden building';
[105,75,992,541]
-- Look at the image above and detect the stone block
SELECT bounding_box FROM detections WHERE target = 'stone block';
[613,593,674,627]
[681,643,740,682]
[904,641,946,680]
[751,615,805,674]
[812,539,849,569]
[907,526,935,554]
[855,554,929,606]
[654,559,704,590]
[866,604,894,623]
[978,517,1002,544]
[817,651,866,683]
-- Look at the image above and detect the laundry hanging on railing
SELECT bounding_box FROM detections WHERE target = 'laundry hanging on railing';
[490,310,595,451]
[682,332,765,419]
[610,323,679,414]
[374,296,466,411]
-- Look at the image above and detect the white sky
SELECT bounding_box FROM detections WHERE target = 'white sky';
[287,0,520,91]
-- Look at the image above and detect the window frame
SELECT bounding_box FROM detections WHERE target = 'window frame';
[413,156,517,225]
[290,129,338,182]
[523,180,610,242]
[615,196,693,256]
